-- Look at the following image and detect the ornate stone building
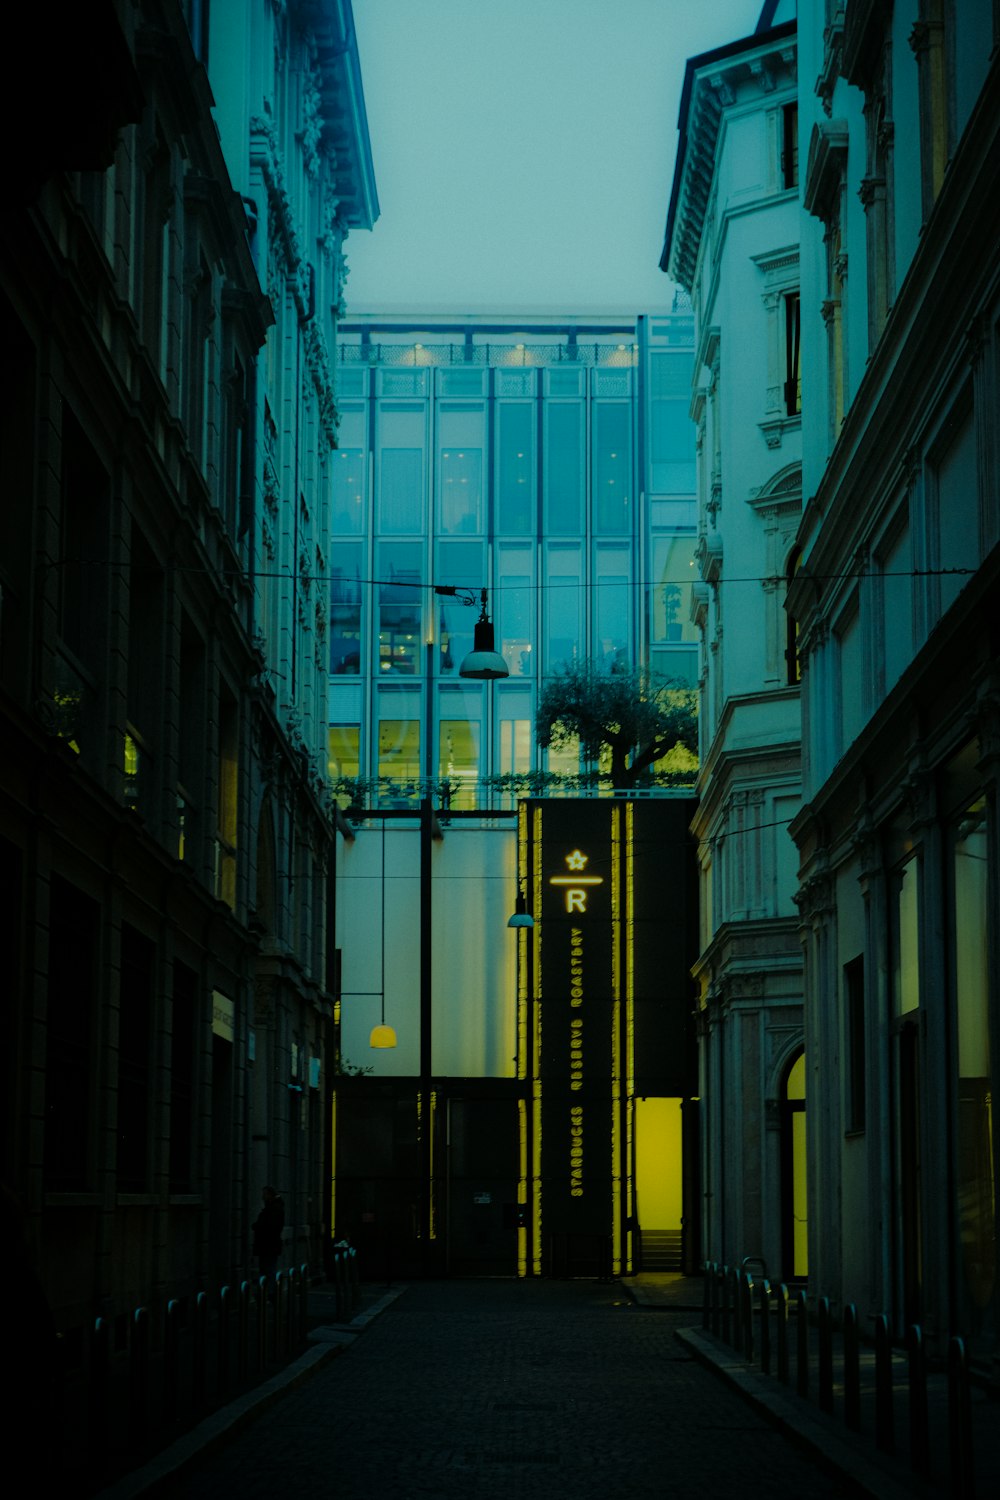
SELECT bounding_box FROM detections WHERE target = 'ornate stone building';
[0,0,376,1449]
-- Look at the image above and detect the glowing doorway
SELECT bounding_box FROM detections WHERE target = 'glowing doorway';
[634,1097,684,1271]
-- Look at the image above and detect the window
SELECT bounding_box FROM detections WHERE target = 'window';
[178,614,205,865]
[499,572,533,677]
[649,353,695,494]
[545,403,583,533]
[783,292,801,417]
[593,404,630,533]
[377,714,421,782]
[216,684,238,907]
[435,541,483,677]
[439,712,481,808]
[58,411,110,744]
[330,545,363,674]
[544,544,581,672]
[438,405,484,536]
[378,543,422,675]
[500,717,532,775]
[333,447,366,534]
[496,403,533,534]
[126,529,163,818]
[784,545,802,685]
[891,858,920,1018]
[169,960,197,1193]
[844,956,866,1132]
[651,536,697,646]
[141,133,171,378]
[44,878,98,1190]
[329,725,360,781]
[378,403,425,533]
[781,102,799,190]
[118,924,154,1192]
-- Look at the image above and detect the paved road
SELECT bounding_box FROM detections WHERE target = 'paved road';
[172,1279,855,1499]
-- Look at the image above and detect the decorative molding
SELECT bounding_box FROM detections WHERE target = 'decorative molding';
[804,119,849,221]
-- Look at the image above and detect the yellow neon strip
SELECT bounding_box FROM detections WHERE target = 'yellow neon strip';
[517,810,528,1083]
[533,804,544,1275]
[611,804,622,1275]
[330,1090,337,1240]
[518,1096,528,1277]
[415,1091,423,1239]
[549,875,604,886]
[429,1090,437,1239]
[626,802,636,1271]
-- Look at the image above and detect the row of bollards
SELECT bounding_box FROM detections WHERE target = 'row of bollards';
[702,1262,976,1498]
[331,1245,361,1320]
[88,1263,312,1472]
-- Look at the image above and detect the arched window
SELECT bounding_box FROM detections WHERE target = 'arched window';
[780,1048,808,1280]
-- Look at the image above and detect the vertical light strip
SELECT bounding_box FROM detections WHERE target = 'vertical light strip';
[517,810,529,1083]
[429,1089,437,1239]
[532,803,544,1276]
[611,804,622,1275]
[415,1090,423,1239]
[517,1096,528,1276]
[330,1089,337,1242]
[625,800,636,1274]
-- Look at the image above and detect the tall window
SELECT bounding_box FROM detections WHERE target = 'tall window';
[329,725,360,781]
[649,353,696,493]
[118,924,154,1193]
[44,878,98,1190]
[593,404,630,533]
[784,545,802,685]
[169,960,197,1192]
[216,684,238,907]
[438,404,484,536]
[126,529,163,818]
[844,956,866,1132]
[378,403,424,533]
[545,403,582,533]
[781,102,799,189]
[436,541,482,677]
[330,545,363,674]
[497,403,533,534]
[378,543,422,675]
[951,793,994,1331]
[332,447,365,534]
[783,292,801,417]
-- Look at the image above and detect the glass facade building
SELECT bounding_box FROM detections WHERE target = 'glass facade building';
[329,309,697,803]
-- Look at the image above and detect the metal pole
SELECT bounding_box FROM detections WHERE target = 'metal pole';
[907,1324,929,1473]
[948,1336,975,1498]
[874,1313,894,1454]
[843,1302,860,1430]
[818,1296,833,1413]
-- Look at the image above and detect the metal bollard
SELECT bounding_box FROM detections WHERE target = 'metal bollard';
[776,1283,789,1384]
[349,1246,360,1309]
[219,1284,232,1393]
[742,1273,755,1363]
[874,1314,894,1454]
[948,1336,975,1499]
[164,1299,181,1422]
[299,1263,309,1345]
[129,1306,150,1448]
[703,1262,711,1331]
[711,1263,722,1338]
[275,1272,287,1358]
[759,1279,771,1375]
[843,1302,860,1431]
[284,1267,295,1351]
[721,1264,731,1346]
[193,1291,208,1411]
[796,1289,809,1399]
[818,1297,834,1413]
[907,1324,929,1473]
[238,1280,251,1379]
[89,1316,110,1469]
[257,1276,269,1368]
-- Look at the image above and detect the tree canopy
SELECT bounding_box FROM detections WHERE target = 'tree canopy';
[535,661,698,790]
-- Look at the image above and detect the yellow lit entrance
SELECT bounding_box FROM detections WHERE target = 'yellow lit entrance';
[634,1097,684,1271]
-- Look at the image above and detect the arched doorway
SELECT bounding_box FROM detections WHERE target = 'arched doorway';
[780,1049,807,1281]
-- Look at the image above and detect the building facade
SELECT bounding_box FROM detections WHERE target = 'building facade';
[0,0,376,1455]
[327,308,699,806]
[662,2,806,1284]
[792,0,999,1363]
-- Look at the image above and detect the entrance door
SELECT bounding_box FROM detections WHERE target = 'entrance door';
[634,1097,684,1271]
[446,1095,519,1275]
[780,1051,808,1281]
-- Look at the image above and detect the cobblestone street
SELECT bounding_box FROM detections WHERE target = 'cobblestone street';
[168,1280,854,1499]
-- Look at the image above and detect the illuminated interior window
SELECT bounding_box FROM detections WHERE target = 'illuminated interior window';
[500,719,532,775]
[593,404,630,534]
[332,447,365,535]
[497,403,533,534]
[328,725,360,781]
[500,573,532,676]
[330,544,363,674]
[378,543,421,675]
[438,718,480,807]
[378,718,421,782]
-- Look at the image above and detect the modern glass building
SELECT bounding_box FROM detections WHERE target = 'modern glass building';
[328,306,697,804]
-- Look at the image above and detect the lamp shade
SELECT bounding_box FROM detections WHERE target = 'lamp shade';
[507,889,534,928]
[369,1023,397,1049]
[459,618,509,680]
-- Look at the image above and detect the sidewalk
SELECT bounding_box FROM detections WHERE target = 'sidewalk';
[96,1280,406,1498]
[622,1274,1000,1499]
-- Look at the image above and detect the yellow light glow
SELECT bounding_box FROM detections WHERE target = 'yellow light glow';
[369,1023,397,1048]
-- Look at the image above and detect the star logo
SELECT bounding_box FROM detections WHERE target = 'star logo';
[566,850,588,871]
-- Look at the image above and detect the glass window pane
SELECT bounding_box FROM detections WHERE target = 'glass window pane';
[435,542,484,676]
[651,536,698,644]
[497,403,533,534]
[379,448,423,532]
[439,717,480,808]
[332,448,365,534]
[330,544,363,674]
[378,543,422,675]
[499,574,532,676]
[595,575,628,669]
[377,717,421,781]
[594,404,630,533]
[328,725,359,780]
[649,355,695,493]
[892,859,920,1017]
[548,549,578,672]
[438,405,484,536]
[500,719,532,775]
[545,404,582,533]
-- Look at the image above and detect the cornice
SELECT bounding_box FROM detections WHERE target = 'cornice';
[803,119,849,221]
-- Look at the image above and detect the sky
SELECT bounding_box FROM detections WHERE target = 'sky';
[347,0,767,315]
